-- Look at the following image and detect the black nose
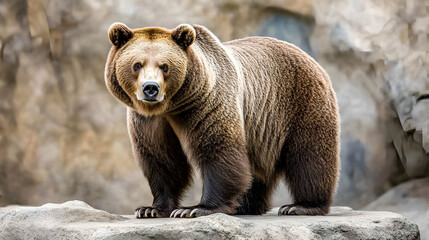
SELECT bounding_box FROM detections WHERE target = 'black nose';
[142,82,160,100]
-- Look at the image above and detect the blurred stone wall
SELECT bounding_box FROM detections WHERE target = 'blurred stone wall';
[311,0,429,207]
[0,0,427,214]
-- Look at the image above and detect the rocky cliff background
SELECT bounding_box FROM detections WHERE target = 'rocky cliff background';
[0,0,428,223]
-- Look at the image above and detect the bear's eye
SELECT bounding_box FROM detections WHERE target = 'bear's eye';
[133,62,142,72]
[160,64,169,73]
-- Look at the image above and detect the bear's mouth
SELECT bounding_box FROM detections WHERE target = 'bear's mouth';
[142,96,165,103]
[143,98,158,103]
[135,96,167,116]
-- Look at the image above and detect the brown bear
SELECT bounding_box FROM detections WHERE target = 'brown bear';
[105,22,340,218]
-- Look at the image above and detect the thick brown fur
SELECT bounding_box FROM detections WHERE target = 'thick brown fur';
[105,23,340,218]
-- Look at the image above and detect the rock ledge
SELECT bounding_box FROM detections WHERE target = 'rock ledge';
[0,201,420,240]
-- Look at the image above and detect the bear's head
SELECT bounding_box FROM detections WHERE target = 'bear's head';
[105,22,196,116]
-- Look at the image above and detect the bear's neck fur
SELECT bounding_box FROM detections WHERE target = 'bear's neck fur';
[165,25,239,117]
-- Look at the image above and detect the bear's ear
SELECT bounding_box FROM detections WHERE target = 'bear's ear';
[108,22,133,47]
[171,24,196,49]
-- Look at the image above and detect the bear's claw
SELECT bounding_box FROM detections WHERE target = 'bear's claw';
[278,204,294,215]
[170,208,195,218]
[170,207,214,218]
[170,208,197,218]
[278,204,328,216]
[135,206,160,218]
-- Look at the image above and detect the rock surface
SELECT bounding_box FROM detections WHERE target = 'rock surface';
[0,201,420,240]
[365,177,429,239]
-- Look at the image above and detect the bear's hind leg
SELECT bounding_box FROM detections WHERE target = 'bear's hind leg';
[279,118,339,216]
[171,157,251,218]
[235,179,276,215]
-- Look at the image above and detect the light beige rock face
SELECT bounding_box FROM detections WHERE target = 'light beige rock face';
[365,177,429,239]
[0,201,421,240]
[311,0,429,208]
[0,0,209,213]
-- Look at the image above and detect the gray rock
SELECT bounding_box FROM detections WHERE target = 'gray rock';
[258,14,314,57]
[311,0,429,208]
[365,177,429,239]
[0,201,420,240]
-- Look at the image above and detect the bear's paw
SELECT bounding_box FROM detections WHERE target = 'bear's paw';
[278,204,328,216]
[135,206,170,218]
[170,206,226,218]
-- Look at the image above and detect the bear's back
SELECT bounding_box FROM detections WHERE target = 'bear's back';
[220,37,336,179]
[223,36,333,114]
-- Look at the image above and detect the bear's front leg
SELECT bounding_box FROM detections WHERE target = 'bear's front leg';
[128,109,192,218]
[170,117,252,218]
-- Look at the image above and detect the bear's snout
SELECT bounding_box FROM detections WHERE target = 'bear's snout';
[142,82,160,101]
